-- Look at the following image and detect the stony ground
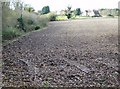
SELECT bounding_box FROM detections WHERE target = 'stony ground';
[2,18,119,87]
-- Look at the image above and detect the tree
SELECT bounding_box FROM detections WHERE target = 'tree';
[93,10,102,17]
[24,4,35,12]
[75,8,82,16]
[42,6,50,14]
[65,6,72,19]
[85,10,89,16]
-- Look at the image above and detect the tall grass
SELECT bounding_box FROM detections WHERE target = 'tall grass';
[46,13,57,21]
[22,11,49,32]
[2,8,49,42]
[2,27,22,41]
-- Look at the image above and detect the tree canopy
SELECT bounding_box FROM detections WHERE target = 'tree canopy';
[75,8,82,16]
[42,6,50,14]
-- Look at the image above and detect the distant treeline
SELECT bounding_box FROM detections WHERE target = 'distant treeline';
[99,8,119,16]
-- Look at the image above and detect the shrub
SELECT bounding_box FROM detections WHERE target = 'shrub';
[17,17,26,32]
[49,14,56,21]
[50,15,56,21]
[23,11,48,31]
[65,6,72,19]
[2,7,49,42]
[107,14,114,17]
[3,8,20,30]
[47,13,57,21]
[2,27,22,40]
[37,15,49,27]
[66,13,72,19]
[35,26,40,30]
[27,19,34,25]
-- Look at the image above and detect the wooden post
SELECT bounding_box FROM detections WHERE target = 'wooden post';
[0,2,2,88]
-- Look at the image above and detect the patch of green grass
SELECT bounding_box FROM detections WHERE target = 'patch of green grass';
[56,16,68,21]
[42,81,49,87]
[56,15,92,21]
[71,16,92,19]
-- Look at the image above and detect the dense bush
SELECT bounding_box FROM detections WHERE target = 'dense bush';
[15,11,48,32]
[47,13,57,21]
[65,13,71,19]
[2,8,49,42]
[49,15,57,21]
[17,17,26,32]
[2,2,55,43]
[27,19,34,25]
[2,27,22,40]
[35,26,40,30]
[107,14,114,17]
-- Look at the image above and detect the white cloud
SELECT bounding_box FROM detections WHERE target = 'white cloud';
[23,0,119,11]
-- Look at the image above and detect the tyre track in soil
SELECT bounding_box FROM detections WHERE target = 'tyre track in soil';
[2,18,119,87]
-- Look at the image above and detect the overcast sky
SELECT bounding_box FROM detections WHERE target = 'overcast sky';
[23,0,119,11]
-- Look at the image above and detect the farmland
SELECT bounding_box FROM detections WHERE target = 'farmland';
[2,18,119,87]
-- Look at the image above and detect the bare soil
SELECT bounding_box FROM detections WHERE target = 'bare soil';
[2,18,119,87]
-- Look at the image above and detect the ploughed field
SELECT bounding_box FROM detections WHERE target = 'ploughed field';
[2,18,119,87]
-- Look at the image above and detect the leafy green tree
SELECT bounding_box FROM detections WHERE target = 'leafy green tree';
[42,6,50,14]
[65,6,72,19]
[75,8,82,16]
